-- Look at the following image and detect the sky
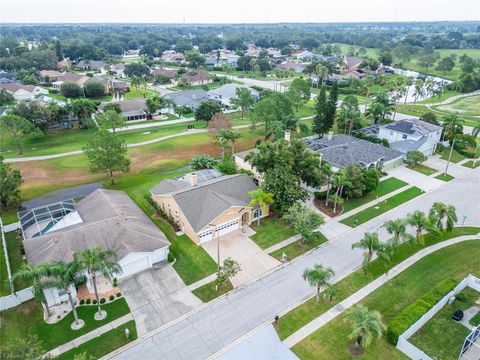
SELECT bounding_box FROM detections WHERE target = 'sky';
[0,0,479,23]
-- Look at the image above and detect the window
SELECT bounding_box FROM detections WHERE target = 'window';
[253,207,263,220]
[402,134,408,139]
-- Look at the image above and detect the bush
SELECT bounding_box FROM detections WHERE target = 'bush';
[144,193,177,228]
[86,299,91,305]
[217,155,237,174]
[79,299,85,305]
[167,251,175,262]
[116,292,122,297]
[109,295,115,301]
[84,80,106,98]
[113,277,118,287]
[191,154,217,170]
[92,299,97,305]
[453,134,476,158]
[387,278,458,345]
[435,142,445,154]
[456,292,467,302]
[60,81,83,98]
[100,298,106,304]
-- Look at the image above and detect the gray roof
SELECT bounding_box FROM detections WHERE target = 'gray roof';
[209,83,259,100]
[165,90,209,109]
[390,136,429,153]
[384,119,442,136]
[100,99,146,116]
[151,174,258,232]
[234,148,258,160]
[23,189,170,266]
[304,135,403,169]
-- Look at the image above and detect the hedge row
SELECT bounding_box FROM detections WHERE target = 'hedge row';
[386,278,458,345]
[144,193,178,229]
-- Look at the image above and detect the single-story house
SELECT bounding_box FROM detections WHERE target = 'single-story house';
[341,69,366,79]
[304,134,404,172]
[275,61,306,73]
[50,72,90,90]
[151,68,178,84]
[123,49,141,59]
[372,119,442,156]
[0,83,48,101]
[181,70,212,86]
[111,63,126,77]
[99,99,147,121]
[0,70,17,83]
[57,59,71,70]
[19,189,170,306]
[161,51,185,63]
[164,89,209,111]
[208,83,260,106]
[150,174,267,245]
[205,57,218,67]
[341,56,364,71]
[75,60,107,73]
[39,70,64,82]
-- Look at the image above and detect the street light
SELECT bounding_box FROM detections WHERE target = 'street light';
[444,138,456,176]
[462,214,468,227]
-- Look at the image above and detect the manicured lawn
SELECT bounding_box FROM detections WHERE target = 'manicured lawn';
[192,279,233,303]
[5,231,28,291]
[470,311,480,327]
[417,91,461,104]
[270,232,328,261]
[123,87,157,100]
[340,187,424,227]
[410,287,479,360]
[275,227,480,340]
[1,297,131,352]
[342,177,408,213]
[435,173,455,182]
[55,320,137,360]
[441,148,466,164]
[408,163,437,176]
[436,95,480,117]
[462,160,480,168]
[0,231,11,296]
[250,215,297,250]
[291,240,480,359]
[0,208,19,225]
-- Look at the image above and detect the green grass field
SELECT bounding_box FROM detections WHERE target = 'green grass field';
[408,163,437,176]
[192,280,233,303]
[435,95,480,117]
[250,216,297,249]
[270,232,328,261]
[341,187,424,227]
[291,240,480,359]
[342,177,408,213]
[462,160,480,168]
[441,148,466,163]
[435,173,455,182]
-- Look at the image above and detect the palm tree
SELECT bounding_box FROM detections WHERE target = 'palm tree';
[346,305,386,353]
[322,163,333,206]
[331,171,351,213]
[384,218,412,246]
[48,261,86,328]
[429,202,457,231]
[74,246,121,320]
[351,232,381,272]
[316,64,329,88]
[12,263,53,317]
[248,189,274,227]
[406,210,440,245]
[71,98,96,129]
[413,79,425,105]
[377,243,395,273]
[443,114,464,141]
[302,264,334,303]
[130,76,141,90]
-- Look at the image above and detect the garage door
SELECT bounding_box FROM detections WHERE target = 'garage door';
[198,218,240,244]
[119,256,150,279]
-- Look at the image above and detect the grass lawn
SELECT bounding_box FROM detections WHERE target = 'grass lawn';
[470,311,480,327]
[0,232,11,296]
[417,91,461,104]
[291,240,480,360]
[4,231,28,291]
[408,163,437,176]
[275,227,480,341]
[342,177,408,213]
[441,148,466,164]
[123,87,157,100]
[462,160,480,168]
[410,287,479,360]
[1,297,131,352]
[435,94,480,116]
[55,320,137,360]
[435,173,455,182]
[340,187,424,227]
[270,232,328,261]
[250,215,297,250]
[192,279,233,303]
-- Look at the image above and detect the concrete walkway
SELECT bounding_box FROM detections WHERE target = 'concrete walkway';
[425,90,480,107]
[283,235,480,348]
[47,313,134,357]
[264,235,302,254]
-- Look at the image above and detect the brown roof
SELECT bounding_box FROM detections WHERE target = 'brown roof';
[152,69,178,79]
[60,72,89,85]
[182,70,210,84]
[0,83,36,93]
[40,70,64,78]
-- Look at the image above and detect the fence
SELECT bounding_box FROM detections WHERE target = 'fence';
[0,286,35,311]
[396,274,480,360]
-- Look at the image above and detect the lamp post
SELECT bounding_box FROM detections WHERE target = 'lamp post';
[209,223,221,286]
[444,138,456,176]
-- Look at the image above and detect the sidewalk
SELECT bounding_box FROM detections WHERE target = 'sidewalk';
[46,313,134,357]
[283,235,480,348]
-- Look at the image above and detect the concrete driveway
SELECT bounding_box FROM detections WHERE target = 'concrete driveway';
[119,263,202,336]
[202,227,280,287]
[387,165,444,192]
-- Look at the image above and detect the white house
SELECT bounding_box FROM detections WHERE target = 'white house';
[376,119,442,156]
[19,190,170,306]
[208,83,259,106]
[0,83,48,101]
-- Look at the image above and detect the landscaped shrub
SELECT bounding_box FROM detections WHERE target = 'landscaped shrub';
[167,251,175,262]
[386,278,458,345]
[456,292,467,302]
[100,298,106,304]
[113,277,118,287]
[92,299,97,305]
[86,299,91,305]
[109,295,115,301]
[116,292,122,297]
[79,299,85,305]
[144,193,178,229]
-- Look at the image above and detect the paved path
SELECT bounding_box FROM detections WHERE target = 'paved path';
[264,235,302,254]
[105,169,480,360]
[425,90,480,107]
[47,313,134,357]
[283,235,480,347]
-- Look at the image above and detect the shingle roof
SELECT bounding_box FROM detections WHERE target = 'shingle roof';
[151,174,257,232]
[0,83,36,93]
[182,70,210,84]
[390,136,429,153]
[304,135,403,169]
[100,99,146,115]
[344,56,363,68]
[151,69,178,79]
[385,119,442,136]
[165,89,209,109]
[209,83,259,100]
[22,189,170,266]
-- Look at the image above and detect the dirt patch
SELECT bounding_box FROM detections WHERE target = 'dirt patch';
[347,342,364,356]
[17,300,37,315]
[313,197,343,217]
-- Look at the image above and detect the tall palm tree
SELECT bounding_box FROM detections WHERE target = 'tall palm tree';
[71,98,96,129]
[48,261,86,328]
[413,79,425,105]
[384,218,412,246]
[74,246,122,319]
[377,243,395,273]
[429,202,457,231]
[406,210,440,245]
[351,232,381,272]
[346,305,386,353]
[130,76,141,90]
[316,64,329,88]
[248,189,274,227]
[443,114,464,141]
[303,264,334,303]
[331,171,351,213]
[322,163,333,206]
[12,263,53,317]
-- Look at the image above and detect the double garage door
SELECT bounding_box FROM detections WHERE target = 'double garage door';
[198,218,240,243]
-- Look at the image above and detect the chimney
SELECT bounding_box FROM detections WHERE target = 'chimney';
[191,173,198,187]
[327,131,333,141]
[284,130,291,143]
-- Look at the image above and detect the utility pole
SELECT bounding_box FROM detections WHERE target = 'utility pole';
[444,138,456,176]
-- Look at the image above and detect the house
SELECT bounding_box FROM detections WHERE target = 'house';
[75,60,107,73]
[151,69,178,83]
[161,51,185,63]
[39,70,64,83]
[304,134,404,172]
[371,119,442,156]
[0,71,17,84]
[342,69,366,79]
[111,63,126,77]
[48,72,90,90]
[181,70,212,86]
[85,76,110,94]
[99,99,147,121]
[208,83,259,106]
[19,189,170,306]
[123,49,141,59]
[0,83,48,101]
[57,59,71,70]
[150,174,267,245]
[205,57,218,67]
[164,89,209,111]
[341,56,364,71]
[275,61,306,73]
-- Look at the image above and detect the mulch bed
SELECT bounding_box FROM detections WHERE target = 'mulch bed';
[313,198,343,218]
[347,342,363,356]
